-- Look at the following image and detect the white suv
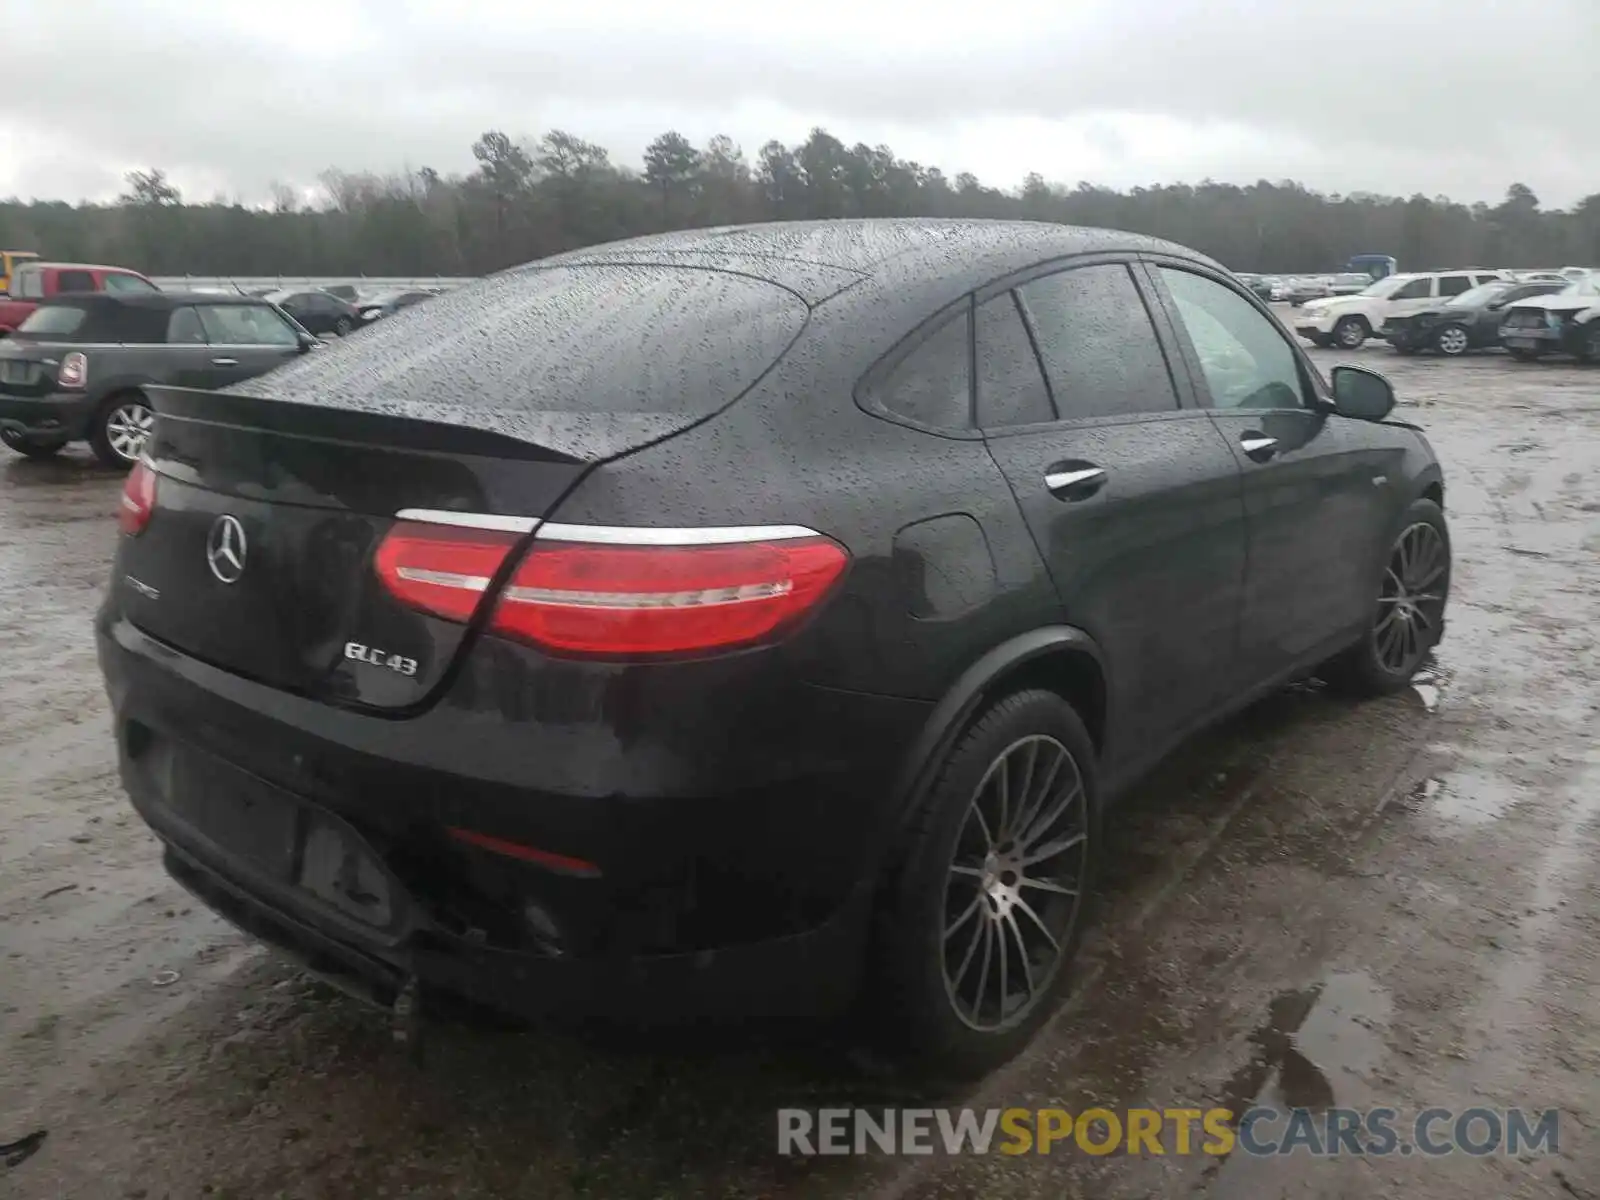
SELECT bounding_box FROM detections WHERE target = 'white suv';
[1294,269,1510,349]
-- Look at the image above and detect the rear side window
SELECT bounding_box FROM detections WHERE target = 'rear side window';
[199,304,298,346]
[975,292,1053,428]
[1018,265,1179,420]
[16,305,88,338]
[56,270,95,292]
[877,310,973,430]
[1438,275,1473,297]
[1391,278,1432,300]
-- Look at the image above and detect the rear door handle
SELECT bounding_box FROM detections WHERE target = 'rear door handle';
[1044,465,1107,499]
[1239,434,1278,462]
[211,357,239,366]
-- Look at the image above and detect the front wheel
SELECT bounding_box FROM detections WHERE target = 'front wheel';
[1321,498,1450,696]
[89,392,154,469]
[874,689,1099,1078]
[333,316,353,336]
[1433,323,1470,356]
[1333,316,1369,350]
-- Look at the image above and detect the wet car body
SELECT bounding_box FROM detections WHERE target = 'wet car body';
[1383,280,1567,355]
[96,219,1448,1065]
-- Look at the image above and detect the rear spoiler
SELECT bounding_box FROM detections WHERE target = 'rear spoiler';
[148,386,584,465]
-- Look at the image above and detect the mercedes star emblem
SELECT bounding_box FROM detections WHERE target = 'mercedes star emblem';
[206,515,248,584]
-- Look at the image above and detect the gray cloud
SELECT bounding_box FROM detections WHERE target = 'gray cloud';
[1,0,1595,206]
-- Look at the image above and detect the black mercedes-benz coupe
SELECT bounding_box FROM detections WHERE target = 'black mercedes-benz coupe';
[97,219,1449,1074]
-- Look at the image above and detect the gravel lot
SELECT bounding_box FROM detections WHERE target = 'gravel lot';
[3,327,1598,1199]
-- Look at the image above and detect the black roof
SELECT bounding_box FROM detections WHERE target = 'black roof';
[538,218,1211,306]
[45,290,272,308]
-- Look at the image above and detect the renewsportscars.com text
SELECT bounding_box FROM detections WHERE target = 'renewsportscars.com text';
[777,1106,1560,1158]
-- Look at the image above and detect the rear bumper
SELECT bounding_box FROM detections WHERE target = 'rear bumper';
[97,607,930,1022]
[0,390,94,440]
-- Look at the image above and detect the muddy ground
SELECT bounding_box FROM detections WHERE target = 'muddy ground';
[2,332,1597,1199]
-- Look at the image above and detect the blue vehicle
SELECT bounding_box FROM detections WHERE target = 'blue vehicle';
[1348,254,1399,281]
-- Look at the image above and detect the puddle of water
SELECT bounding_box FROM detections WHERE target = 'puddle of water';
[1427,768,1522,827]
[1217,970,1392,1118]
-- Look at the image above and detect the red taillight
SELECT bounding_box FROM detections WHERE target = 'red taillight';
[372,520,519,622]
[118,459,156,535]
[490,531,849,656]
[372,518,849,657]
[57,351,87,390]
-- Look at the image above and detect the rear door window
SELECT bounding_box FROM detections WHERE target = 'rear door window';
[1438,274,1474,297]
[975,292,1053,428]
[1018,264,1180,420]
[198,304,300,346]
[876,310,973,430]
[167,307,207,344]
[56,270,95,293]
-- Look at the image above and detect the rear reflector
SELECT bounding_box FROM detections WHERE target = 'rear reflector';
[490,531,849,656]
[446,827,600,878]
[119,459,157,535]
[373,520,519,623]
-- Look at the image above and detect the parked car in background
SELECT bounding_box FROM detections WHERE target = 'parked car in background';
[97,218,1449,1075]
[0,262,159,333]
[0,249,40,294]
[1383,279,1568,356]
[357,289,437,323]
[0,292,317,465]
[324,284,361,303]
[1498,277,1600,363]
[1294,268,1509,349]
[1513,271,1571,284]
[262,288,362,336]
[1284,275,1333,305]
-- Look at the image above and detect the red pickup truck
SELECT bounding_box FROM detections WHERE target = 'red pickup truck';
[0,262,159,333]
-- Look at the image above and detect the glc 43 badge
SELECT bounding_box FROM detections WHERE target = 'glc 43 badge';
[344,642,419,677]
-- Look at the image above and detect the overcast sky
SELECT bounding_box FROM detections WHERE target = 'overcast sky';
[2,0,1596,209]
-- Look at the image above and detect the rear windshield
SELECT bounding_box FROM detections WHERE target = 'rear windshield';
[16,305,89,338]
[230,265,809,424]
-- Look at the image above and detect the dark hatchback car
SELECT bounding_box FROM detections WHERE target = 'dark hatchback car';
[1382,279,1567,356]
[264,288,363,337]
[0,292,317,466]
[97,220,1450,1073]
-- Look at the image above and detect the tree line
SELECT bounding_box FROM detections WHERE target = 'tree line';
[1,127,1596,278]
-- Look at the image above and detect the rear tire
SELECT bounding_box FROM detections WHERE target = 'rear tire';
[1321,498,1450,697]
[0,428,65,459]
[89,391,153,469]
[873,689,1099,1079]
[1577,323,1600,364]
[334,316,353,336]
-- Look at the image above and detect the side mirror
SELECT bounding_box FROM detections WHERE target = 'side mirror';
[1487,300,1506,311]
[1330,364,1395,422]
[297,331,321,353]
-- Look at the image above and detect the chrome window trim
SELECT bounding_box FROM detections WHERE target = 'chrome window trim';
[395,508,823,544]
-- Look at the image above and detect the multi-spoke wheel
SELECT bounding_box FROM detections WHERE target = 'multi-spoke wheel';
[90,392,154,469]
[1433,323,1470,357]
[875,689,1099,1077]
[1321,497,1451,696]
[943,735,1088,1031]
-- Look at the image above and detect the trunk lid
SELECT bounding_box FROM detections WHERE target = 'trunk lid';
[119,390,589,711]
